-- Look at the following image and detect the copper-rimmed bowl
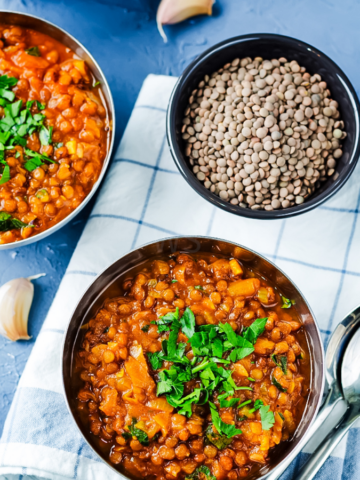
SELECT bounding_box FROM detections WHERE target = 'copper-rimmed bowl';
[62,236,324,480]
[167,34,360,219]
[0,10,115,250]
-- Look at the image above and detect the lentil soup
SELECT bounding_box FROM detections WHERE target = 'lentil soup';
[75,252,311,480]
[0,25,110,244]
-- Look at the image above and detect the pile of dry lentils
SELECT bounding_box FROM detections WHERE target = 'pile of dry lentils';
[182,57,346,210]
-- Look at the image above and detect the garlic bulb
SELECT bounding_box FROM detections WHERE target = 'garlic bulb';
[0,274,45,341]
[157,0,214,42]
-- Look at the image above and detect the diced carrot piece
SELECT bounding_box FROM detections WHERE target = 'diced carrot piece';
[154,412,171,437]
[250,422,262,434]
[125,344,155,391]
[233,362,249,377]
[229,259,243,276]
[228,278,260,297]
[147,398,174,412]
[99,387,118,416]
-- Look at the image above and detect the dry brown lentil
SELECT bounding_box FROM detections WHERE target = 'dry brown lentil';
[182,56,346,210]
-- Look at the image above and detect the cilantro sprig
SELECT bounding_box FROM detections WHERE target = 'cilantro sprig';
[271,354,288,374]
[281,295,295,309]
[0,74,57,187]
[123,418,149,445]
[0,212,33,232]
[186,466,216,480]
[147,305,269,445]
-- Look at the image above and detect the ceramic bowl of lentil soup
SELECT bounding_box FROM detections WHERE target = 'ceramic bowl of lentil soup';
[63,236,324,480]
[0,11,115,249]
[167,34,360,219]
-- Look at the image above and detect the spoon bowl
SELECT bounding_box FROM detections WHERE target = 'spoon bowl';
[341,326,360,403]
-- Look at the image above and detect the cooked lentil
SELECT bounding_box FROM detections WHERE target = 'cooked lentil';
[0,25,110,244]
[182,57,346,211]
[75,253,310,479]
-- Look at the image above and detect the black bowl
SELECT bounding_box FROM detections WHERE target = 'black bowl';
[166,33,360,219]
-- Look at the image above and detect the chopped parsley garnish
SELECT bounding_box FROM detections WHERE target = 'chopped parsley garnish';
[147,307,269,444]
[36,101,46,110]
[272,377,287,392]
[0,212,33,232]
[121,431,132,441]
[0,164,10,185]
[249,399,264,413]
[281,295,295,309]
[259,405,275,430]
[247,377,256,382]
[25,46,40,57]
[171,279,178,283]
[209,402,242,438]
[141,325,150,332]
[93,80,101,87]
[0,75,57,186]
[242,317,268,344]
[186,465,216,480]
[271,354,288,374]
[125,418,149,445]
[194,285,204,291]
[39,125,53,146]
[237,399,252,409]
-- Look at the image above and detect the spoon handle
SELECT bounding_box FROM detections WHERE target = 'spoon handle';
[295,403,359,480]
[266,385,342,480]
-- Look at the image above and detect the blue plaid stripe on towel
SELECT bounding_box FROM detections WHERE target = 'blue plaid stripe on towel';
[1,74,360,480]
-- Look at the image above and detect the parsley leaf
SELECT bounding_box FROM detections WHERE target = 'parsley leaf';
[209,402,242,438]
[194,285,204,291]
[259,405,275,430]
[0,76,18,88]
[127,418,149,445]
[281,295,295,309]
[180,307,195,339]
[243,317,268,344]
[36,101,46,110]
[93,80,101,87]
[39,125,53,145]
[271,354,288,374]
[186,465,216,480]
[171,279,178,283]
[147,351,164,370]
[152,308,179,332]
[121,431,132,441]
[0,212,33,232]
[249,399,264,413]
[0,164,10,185]
[141,325,150,332]
[272,377,287,392]
[218,392,239,408]
[25,46,40,57]
[205,425,233,450]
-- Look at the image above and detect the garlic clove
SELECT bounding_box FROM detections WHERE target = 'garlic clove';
[157,0,214,43]
[0,274,45,342]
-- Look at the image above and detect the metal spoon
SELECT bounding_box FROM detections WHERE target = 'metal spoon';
[267,304,360,480]
[295,319,360,479]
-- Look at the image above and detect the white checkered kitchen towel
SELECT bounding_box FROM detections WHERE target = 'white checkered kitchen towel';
[1,74,360,480]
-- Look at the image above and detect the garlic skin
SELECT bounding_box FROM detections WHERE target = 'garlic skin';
[157,0,214,42]
[0,274,44,341]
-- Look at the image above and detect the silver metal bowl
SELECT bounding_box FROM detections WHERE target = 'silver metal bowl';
[62,236,324,480]
[0,10,115,250]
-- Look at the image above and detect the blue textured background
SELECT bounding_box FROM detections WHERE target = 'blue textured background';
[0,0,359,435]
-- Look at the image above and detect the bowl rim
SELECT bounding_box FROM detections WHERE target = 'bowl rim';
[0,9,116,249]
[62,234,325,480]
[166,32,360,220]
